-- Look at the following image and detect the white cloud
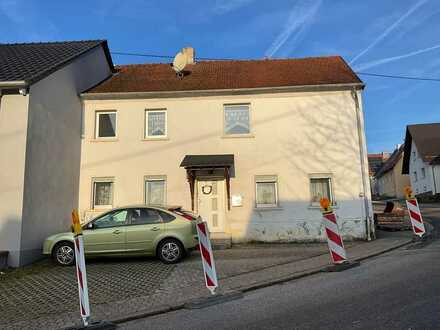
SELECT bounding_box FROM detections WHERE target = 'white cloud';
[349,0,429,65]
[354,44,440,71]
[213,0,254,14]
[264,0,322,58]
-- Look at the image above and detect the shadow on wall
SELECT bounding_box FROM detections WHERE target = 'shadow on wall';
[0,218,22,267]
[237,95,368,242]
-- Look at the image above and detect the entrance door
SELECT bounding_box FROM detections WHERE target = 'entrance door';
[197,179,225,233]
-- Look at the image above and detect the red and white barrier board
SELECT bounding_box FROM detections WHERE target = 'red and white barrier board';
[320,199,348,265]
[404,187,426,237]
[72,210,91,326]
[196,221,218,295]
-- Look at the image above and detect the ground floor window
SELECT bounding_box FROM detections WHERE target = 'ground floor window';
[255,175,278,208]
[310,176,333,206]
[92,178,114,209]
[145,176,166,205]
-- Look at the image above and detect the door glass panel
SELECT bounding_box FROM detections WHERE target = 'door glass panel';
[212,198,218,211]
[211,181,217,195]
[212,214,218,227]
[94,210,128,229]
[130,208,161,225]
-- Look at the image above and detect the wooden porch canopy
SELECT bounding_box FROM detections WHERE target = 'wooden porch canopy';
[180,154,234,211]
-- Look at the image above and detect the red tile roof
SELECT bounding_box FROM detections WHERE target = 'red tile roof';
[86,56,362,94]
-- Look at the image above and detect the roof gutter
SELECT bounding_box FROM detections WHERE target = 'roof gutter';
[80,82,365,100]
[0,80,27,88]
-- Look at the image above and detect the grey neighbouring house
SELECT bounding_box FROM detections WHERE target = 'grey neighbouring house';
[0,40,114,267]
[402,123,440,200]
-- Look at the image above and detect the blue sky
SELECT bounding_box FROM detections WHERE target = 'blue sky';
[1,0,439,153]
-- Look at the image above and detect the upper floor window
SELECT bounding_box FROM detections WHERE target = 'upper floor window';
[224,104,250,135]
[146,110,167,138]
[95,111,116,138]
[421,167,426,179]
[413,171,418,182]
[412,151,416,161]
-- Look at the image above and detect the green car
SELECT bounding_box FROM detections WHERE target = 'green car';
[43,205,200,266]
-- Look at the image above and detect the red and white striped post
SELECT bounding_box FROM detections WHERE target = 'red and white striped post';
[404,187,426,237]
[72,209,91,327]
[320,198,348,264]
[196,221,218,295]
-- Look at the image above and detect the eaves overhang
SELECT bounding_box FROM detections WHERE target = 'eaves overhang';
[80,82,365,100]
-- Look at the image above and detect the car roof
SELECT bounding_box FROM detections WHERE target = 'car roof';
[110,204,182,211]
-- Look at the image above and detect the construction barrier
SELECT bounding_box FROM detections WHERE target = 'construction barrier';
[196,221,218,295]
[320,198,348,264]
[404,187,426,237]
[72,209,91,327]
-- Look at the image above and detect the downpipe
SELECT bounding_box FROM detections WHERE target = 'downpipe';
[351,89,374,241]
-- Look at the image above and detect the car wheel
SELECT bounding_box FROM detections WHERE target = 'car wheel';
[53,242,75,266]
[157,239,184,264]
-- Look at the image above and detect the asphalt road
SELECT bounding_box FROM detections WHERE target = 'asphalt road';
[120,238,440,329]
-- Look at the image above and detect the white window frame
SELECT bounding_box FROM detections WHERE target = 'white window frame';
[255,175,278,208]
[223,104,251,136]
[309,175,335,207]
[144,175,167,205]
[145,109,167,138]
[92,177,114,210]
[95,110,117,139]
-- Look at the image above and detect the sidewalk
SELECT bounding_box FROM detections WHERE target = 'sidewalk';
[3,230,413,330]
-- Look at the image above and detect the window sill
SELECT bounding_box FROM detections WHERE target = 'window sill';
[254,206,283,211]
[308,204,338,210]
[90,138,118,143]
[142,137,169,141]
[221,134,255,139]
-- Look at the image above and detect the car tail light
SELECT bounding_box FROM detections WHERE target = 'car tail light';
[169,208,197,221]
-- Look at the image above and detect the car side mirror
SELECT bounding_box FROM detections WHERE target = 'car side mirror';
[86,222,94,230]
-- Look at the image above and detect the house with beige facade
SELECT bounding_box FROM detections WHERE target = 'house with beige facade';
[402,123,440,200]
[79,53,374,245]
[0,40,114,266]
[374,145,410,199]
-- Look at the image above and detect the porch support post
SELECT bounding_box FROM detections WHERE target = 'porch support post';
[187,169,196,211]
[225,167,231,210]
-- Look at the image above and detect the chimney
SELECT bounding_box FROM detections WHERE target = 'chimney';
[182,47,195,64]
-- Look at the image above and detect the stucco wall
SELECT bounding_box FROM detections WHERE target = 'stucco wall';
[376,154,409,199]
[0,94,29,266]
[409,141,434,196]
[80,89,371,242]
[19,46,112,265]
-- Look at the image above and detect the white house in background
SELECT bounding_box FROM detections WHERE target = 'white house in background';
[402,123,440,199]
[80,52,374,245]
[0,40,114,266]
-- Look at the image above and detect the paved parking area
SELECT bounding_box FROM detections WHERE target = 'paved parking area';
[1,237,408,329]
[0,257,175,326]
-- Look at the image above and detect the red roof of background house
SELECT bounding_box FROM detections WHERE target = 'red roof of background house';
[86,56,362,94]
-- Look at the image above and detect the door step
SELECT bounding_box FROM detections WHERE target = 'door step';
[211,237,232,250]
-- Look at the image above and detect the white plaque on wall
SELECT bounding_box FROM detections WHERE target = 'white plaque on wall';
[231,195,243,207]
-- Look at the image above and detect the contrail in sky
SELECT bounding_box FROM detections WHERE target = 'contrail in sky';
[354,44,440,71]
[349,0,429,65]
[265,0,322,57]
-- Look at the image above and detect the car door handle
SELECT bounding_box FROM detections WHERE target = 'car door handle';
[113,230,122,234]
[150,227,160,231]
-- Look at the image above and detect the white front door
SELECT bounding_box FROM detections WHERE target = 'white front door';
[197,179,226,233]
